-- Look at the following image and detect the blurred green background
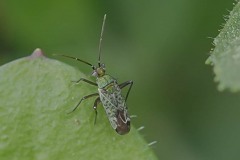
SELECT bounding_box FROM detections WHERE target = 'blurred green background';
[1,0,239,160]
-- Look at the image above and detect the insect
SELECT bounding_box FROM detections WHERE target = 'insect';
[57,14,133,135]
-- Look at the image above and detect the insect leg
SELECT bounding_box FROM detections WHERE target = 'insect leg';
[72,78,97,86]
[93,97,101,125]
[118,80,133,102]
[68,93,99,114]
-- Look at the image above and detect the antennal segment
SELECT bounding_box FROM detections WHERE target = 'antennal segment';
[98,14,107,67]
[53,54,95,69]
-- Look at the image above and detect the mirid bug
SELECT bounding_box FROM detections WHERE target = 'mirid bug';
[57,14,133,135]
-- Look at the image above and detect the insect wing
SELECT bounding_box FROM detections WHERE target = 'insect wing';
[98,88,118,129]
[115,109,130,135]
[98,85,130,135]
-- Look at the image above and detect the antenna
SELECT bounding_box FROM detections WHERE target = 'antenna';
[53,54,95,69]
[98,14,106,67]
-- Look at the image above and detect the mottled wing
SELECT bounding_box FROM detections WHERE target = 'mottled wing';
[98,83,130,134]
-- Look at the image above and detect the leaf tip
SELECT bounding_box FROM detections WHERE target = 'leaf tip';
[29,48,46,58]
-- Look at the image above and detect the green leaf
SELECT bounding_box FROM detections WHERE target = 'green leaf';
[206,1,240,92]
[0,49,158,160]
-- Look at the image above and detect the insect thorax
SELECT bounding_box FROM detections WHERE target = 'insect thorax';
[96,74,116,89]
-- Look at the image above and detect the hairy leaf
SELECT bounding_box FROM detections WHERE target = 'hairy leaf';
[206,2,240,91]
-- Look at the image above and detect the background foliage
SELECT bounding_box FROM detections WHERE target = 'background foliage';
[0,0,239,159]
[206,1,240,92]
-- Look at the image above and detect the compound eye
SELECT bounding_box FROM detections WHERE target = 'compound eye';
[92,70,98,77]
